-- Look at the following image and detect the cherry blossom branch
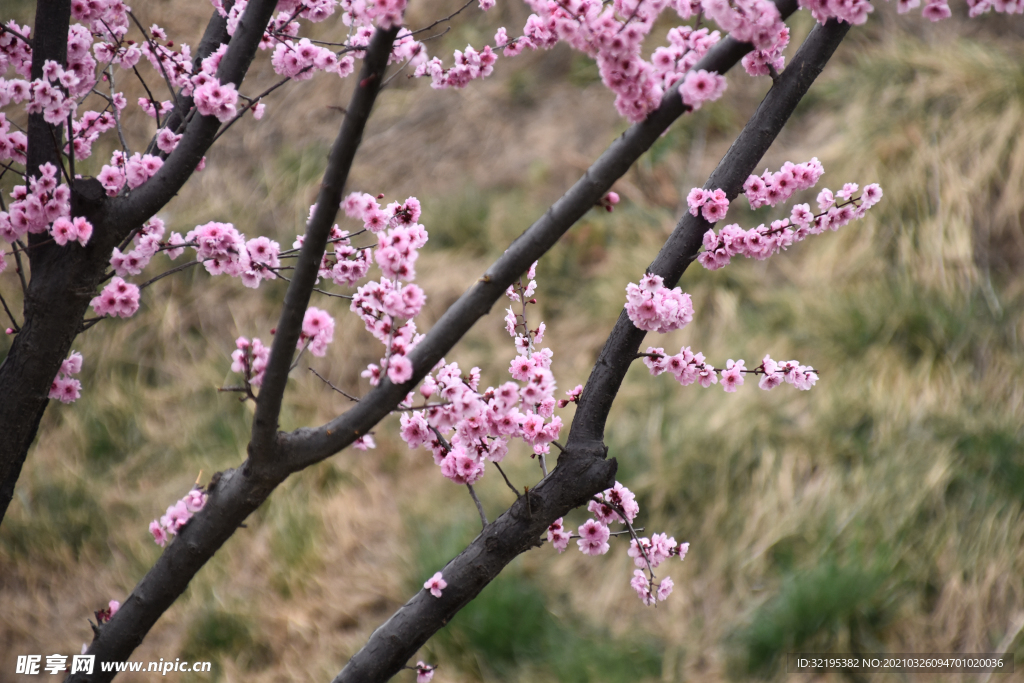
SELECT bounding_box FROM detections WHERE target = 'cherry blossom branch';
[280,0,802,473]
[249,24,402,468]
[0,0,74,523]
[569,16,852,449]
[127,11,185,115]
[60,3,815,677]
[330,17,849,683]
[0,291,20,332]
[104,0,278,235]
[158,4,232,140]
[66,27,401,681]
[467,484,488,529]
[407,0,477,37]
[493,461,523,499]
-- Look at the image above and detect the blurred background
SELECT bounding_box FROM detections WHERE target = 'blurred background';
[1,0,1023,680]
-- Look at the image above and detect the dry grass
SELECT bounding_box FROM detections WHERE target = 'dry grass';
[2,2,1024,682]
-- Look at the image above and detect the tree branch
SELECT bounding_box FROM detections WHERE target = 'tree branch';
[568,17,852,448]
[249,24,400,470]
[102,0,277,238]
[330,18,851,683]
[277,0,802,473]
[66,26,401,682]
[0,0,73,524]
[66,4,820,678]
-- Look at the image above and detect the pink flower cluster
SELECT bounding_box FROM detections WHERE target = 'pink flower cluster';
[50,216,93,247]
[270,37,356,81]
[743,158,825,210]
[65,109,118,160]
[423,571,446,598]
[338,194,431,386]
[414,44,497,90]
[110,218,177,277]
[299,307,336,357]
[94,599,120,624]
[629,534,688,569]
[799,0,875,23]
[588,481,640,524]
[499,0,729,122]
[686,187,730,222]
[231,337,271,387]
[49,351,84,404]
[90,277,141,318]
[624,273,694,333]
[741,24,789,77]
[389,28,429,69]
[149,488,207,547]
[703,0,786,48]
[185,221,281,287]
[643,346,718,388]
[680,69,728,110]
[958,0,1024,18]
[557,383,584,408]
[0,21,32,80]
[577,518,611,555]
[0,163,93,247]
[547,482,688,605]
[0,111,27,166]
[650,27,722,93]
[414,662,436,683]
[193,78,239,123]
[699,181,882,270]
[97,150,165,196]
[396,266,565,486]
[335,0,409,29]
[630,571,675,605]
[643,346,818,391]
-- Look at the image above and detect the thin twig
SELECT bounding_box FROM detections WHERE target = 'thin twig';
[137,260,202,291]
[211,76,293,143]
[310,367,362,403]
[492,462,521,499]
[408,0,476,37]
[0,291,20,332]
[107,65,131,155]
[12,240,28,295]
[0,22,33,47]
[128,11,184,116]
[467,484,488,529]
[269,269,353,299]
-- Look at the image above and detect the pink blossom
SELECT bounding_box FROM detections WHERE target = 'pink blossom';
[721,358,745,392]
[193,78,238,122]
[90,277,140,318]
[424,571,447,598]
[353,434,376,450]
[415,662,435,683]
[49,377,82,404]
[387,354,413,383]
[184,489,207,512]
[60,352,83,376]
[630,569,655,606]
[625,274,694,333]
[680,69,726,110]
[547,518,572,552]
[300,307,335,357]
[150,520,168,546]
[656,577,674,601]
[576,519,610,556]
